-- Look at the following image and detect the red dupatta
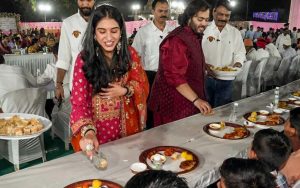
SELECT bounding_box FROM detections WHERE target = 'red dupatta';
[70,46,149,151]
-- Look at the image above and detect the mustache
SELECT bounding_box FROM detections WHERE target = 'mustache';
[160,16,168,19]
[218,20,227,23]
[80,7,92,16]
[80,7,92,10]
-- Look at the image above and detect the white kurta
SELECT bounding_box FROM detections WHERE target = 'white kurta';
[132,21,175,71]
[265,43,282,58]
[276,34,291,53]
[56,12,88,91]
[202,21,246,69]
[256,48,270,61]
[280,47,297,59]
[246,48,258,62]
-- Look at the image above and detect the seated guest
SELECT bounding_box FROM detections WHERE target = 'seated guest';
[125,170,188,188]
[266,42,282,59]
[296,38,300,55]
[0,35,12,54]
[46,36,56,51]
[244,39,257,61]
[248,129,292,188]
[218,158,276,188]
[280,37,297,59]
[27,38,42,53]
[0,54,35,98]
[281,107,300,186]
[256,38,270,61]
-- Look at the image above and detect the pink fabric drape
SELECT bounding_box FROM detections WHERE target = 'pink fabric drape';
[249,21,284,30]
[289,0,300,28]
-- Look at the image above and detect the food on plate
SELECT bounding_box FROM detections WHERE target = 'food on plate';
[0,115,43,136]
[164,148,175,156]
[247,112,257,122]
[181,151,194,161]
[223,127,248,139]
[288,98,297,101]
[208,123,222,130]
[150,153,167,164]
[292,91,300,97]
[294,101,300,105]
[266,114,280,124]
[211,66,237,72]
[92,180,102,188]
[170,153,181,160]
[259,110,269,115]
[273,109,284,115]
[278,101,289,109]
[179,160,196,170]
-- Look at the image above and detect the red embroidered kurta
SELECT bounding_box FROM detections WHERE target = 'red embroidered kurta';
[70,47,149,151]
[148,26,207,126]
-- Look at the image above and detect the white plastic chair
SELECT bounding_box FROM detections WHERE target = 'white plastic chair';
[247,58,268,96]
[232,60,252,101]
[0,88,48,171]
[0,65,30,99]
[274,55,296,86]
[51,98,72,150]
[261,56,282,91]
[286,55,300,83]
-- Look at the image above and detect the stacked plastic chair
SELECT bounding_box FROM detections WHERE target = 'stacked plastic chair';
[0,88,47,171]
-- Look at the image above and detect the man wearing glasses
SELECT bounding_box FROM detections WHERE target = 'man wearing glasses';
[202,0,246,107]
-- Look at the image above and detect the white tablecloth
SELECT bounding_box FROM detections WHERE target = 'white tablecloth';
[4,53,55,76]
[0,80,299,188]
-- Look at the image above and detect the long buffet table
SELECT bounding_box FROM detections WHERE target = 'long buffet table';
[0,80,299,188]
[4,53,55,76]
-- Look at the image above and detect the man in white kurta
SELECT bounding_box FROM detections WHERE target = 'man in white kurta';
[244,39,258,62]
[132,0,175,86]
[276,28,292,53]
[280,37,297,59]
[202,0,246,107]
[265,43,281,59]
[55,0,95,99]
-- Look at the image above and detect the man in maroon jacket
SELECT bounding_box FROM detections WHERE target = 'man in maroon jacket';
[149,0,212,127]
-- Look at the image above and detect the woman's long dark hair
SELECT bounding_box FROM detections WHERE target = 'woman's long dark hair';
[82,5,130,94]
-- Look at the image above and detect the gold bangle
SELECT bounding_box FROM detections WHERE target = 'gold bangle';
[81,125,96,137]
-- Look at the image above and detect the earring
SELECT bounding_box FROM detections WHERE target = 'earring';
[96,46,99,57]
[116,41,121,55]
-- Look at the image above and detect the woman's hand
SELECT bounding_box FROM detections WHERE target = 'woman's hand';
[100,83,127,99]
[194,99,212,115]
[79,130,99,158]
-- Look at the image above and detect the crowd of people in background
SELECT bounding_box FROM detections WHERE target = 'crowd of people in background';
[238,23,300,62]
[0,27,60,55]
